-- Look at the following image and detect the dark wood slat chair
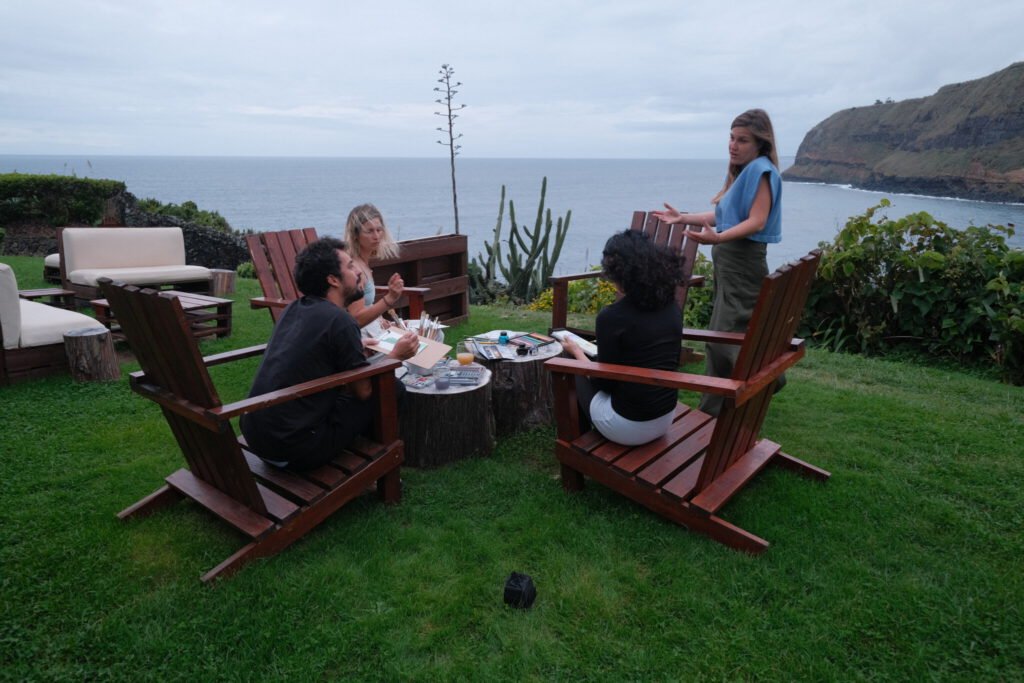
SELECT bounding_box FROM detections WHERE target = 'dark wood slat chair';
[548,210,705,364]
[101,280,405,583]
[246,228,427,323]
[545,250,830,553]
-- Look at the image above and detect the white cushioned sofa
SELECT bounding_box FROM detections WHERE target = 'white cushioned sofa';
[59,227,211,303]
[1,263,108,384]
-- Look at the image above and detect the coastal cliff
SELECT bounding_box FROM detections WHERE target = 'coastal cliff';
[783,62,1024,203]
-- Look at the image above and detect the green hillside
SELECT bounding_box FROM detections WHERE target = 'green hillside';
[784,62,1024,202]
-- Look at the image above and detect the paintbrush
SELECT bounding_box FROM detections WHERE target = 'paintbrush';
[387,309,407,330]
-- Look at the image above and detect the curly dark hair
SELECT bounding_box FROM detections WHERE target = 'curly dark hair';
[601,229,686,311]
[294,236,348,297]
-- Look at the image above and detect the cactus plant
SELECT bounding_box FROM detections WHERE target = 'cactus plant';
[470,177,571,304]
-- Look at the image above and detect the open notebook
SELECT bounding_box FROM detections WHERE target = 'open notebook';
[551,330,598,358]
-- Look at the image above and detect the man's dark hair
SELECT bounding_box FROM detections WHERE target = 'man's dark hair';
[601,229,686,311]
[294,237,349,297]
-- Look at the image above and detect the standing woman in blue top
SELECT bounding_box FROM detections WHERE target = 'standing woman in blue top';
[654,109,783,416]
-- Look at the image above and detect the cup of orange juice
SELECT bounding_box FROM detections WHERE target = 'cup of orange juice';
[457,340,474,365]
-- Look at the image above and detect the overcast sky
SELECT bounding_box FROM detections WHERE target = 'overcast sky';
[2,0,1022,159]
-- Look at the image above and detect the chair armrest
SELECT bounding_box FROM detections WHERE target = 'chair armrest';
[202,344,268,367]
[213,358,402,420]
[682,329,805,348]
[130,358,403,427]
[549,271,602,285]
[374,286,430,295]
[250,296,289,310]
[129,345,268,383]
[546,348,803,406]
[682,328,746,345]
[545,357,741,397]
[549,272,603,330]
[18,288,76,310]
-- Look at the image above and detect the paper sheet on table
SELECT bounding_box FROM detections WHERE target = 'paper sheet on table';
[370,330,451,371]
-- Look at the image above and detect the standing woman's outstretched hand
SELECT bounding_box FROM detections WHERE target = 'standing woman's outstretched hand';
[687,223,720,244]
[652,202,683,224]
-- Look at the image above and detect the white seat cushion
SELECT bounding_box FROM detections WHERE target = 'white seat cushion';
[44,253,61,267]
[0,263,23,350]
[69,265,211,287]
[62,227,187,271]
[18,300,105,348]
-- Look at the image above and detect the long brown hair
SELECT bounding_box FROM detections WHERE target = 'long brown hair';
[712,109,779,204]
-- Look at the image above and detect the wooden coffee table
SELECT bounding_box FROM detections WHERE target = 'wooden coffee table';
[91,290,233,341]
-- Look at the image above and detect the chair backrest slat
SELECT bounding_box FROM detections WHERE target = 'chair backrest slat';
[693,251,821,492]
[245,233,281,300]
[629,211,646,232]
[100,281,267,514]
[626,211,702,319]
[247,229,321,323]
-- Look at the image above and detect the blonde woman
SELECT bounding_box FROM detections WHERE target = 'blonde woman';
[344,203,403,337]
[654,109,783,416]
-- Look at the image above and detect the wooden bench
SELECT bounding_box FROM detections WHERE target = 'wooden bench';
[545,250,830,553]
[371,234,470,324]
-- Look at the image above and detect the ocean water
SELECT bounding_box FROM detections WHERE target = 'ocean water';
[3,155,1022,273]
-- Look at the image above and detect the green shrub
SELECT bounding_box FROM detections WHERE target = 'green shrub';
[683,250,714,328]
[528,269,617,314]
[802,201,1023,384]
[236,261,256,279]
[0,173,124,225]
[136,198,232,232]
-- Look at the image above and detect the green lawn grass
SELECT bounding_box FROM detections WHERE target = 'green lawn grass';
[1,256,1021,680]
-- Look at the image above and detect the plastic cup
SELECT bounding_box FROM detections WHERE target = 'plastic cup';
[457,341,474,366]
[433,363,450,390]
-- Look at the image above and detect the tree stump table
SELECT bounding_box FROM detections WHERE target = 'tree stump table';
[399,363,495,468]
[210,269,237,296]
[63,327,120,382]
[474,331,563,437]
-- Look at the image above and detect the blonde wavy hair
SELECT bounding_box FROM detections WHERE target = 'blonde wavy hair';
[712,109,780,204]
[344,203,400,261]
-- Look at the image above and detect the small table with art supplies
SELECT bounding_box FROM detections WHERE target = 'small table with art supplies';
[370,325,451,374]
[468,331,563,437]
[397,355,495,469]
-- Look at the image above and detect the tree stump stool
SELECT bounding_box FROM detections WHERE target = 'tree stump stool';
[210,269,237,296]
[64,327,120,382]
[476,332,564,437]
[399,364,495,468]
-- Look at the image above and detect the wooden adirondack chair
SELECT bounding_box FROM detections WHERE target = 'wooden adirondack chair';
[102,280,405,583]
[545,250,830,553]
[246,228,427,323]
[548,210,705,364]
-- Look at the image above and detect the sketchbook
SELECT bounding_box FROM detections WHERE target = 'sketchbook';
[370,330,452,371]
[551,329,598,358]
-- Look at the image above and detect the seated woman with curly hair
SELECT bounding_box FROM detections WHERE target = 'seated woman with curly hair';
[560,229,686,445]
